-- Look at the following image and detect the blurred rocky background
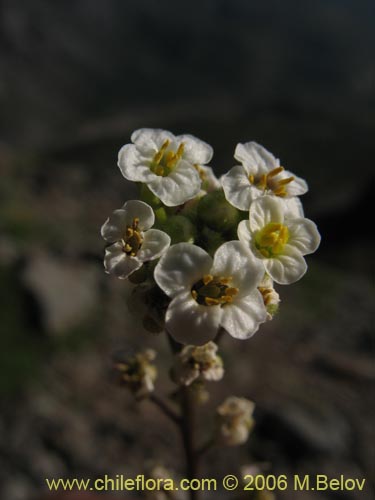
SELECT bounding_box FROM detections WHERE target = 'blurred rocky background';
[0,0,374,499]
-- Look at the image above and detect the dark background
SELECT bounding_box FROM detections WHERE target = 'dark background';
[0,1,374,499]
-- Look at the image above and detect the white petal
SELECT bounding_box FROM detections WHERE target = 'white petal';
[154,243,212,298]
[281,170,308,196]
[283,197,304,217]
[234,142,278,175]
[137,229,170,262]
[221,290,267,339]
[249,196,284,232]
[198,165,221,191]
[122,200,155,231]
[166,292,222,345]
[176,134,213,165]
[237,220,253,249]
[118,144,152,182]
[221,166,260,210]
[264,245,307,284]
[287,218,321,255]
[101,209,127,243]
[104,242,142,279]
[211,241,265,297]
[147,159,201,207]
[131,128,175,155]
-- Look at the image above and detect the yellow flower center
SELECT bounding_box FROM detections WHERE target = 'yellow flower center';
[248,166,294,197]
[150,139,185,177]
[121,217,143,257]
[255,222,289,258]
[191,274,238,307]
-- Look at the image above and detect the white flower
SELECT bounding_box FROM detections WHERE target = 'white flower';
[173,341,224,386]
[221,141,307,212]
[101,200,170,279]
[115,349,157,399]
[154,241,267,345]
[238,196,321,285]
[217,396,255,446]
[118,128,213,207]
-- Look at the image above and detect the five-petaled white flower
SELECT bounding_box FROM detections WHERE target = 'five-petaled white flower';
[118,128,213,207]
[222,141,307,212]
[238,196,321,285]
[154,241,267,345]
[101,200,170,279]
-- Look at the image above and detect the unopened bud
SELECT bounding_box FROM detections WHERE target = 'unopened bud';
[197,190,240,233]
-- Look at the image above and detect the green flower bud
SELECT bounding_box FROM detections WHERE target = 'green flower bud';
[197,190,240,233]
[159,215,196,244]
[139,183,162,209]
[198,226,225,256]
[128,265,149,284]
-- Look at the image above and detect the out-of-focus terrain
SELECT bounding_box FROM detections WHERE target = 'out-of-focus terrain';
[0,1,374,499]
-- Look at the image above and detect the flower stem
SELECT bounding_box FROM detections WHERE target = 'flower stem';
[180,385,199,500]
[166,331,200,500]
[149,394,181,426]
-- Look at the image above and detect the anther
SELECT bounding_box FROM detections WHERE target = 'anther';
[278,176,294,185]
[205,297,220,306]
[267,166,284,178]
[203,274,214,285]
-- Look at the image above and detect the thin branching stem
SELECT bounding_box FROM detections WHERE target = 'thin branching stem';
[149,394,181,426]
[165,330,200,500]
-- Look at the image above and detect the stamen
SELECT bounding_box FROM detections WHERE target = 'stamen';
[203,274,214,285]
[258,174,267,190]
[150,141,185,176]
[272,187,287,197]
[153,139,170,165]
[255,222,289,257]
[205,297,220,306]
[122,216,144,256]
[247,164,295,197]
[194,164,206,181]
[191,276,238,307]
[220,277,231,285]
[278,176,294,185]
[267,166,284,178]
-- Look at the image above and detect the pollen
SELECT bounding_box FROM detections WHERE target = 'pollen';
[254,222,289,258]
[150,140,185,177]
[191,276,238,307]
[248,166,295,197]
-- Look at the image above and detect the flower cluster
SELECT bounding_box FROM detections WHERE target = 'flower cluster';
[102,128,320,346]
